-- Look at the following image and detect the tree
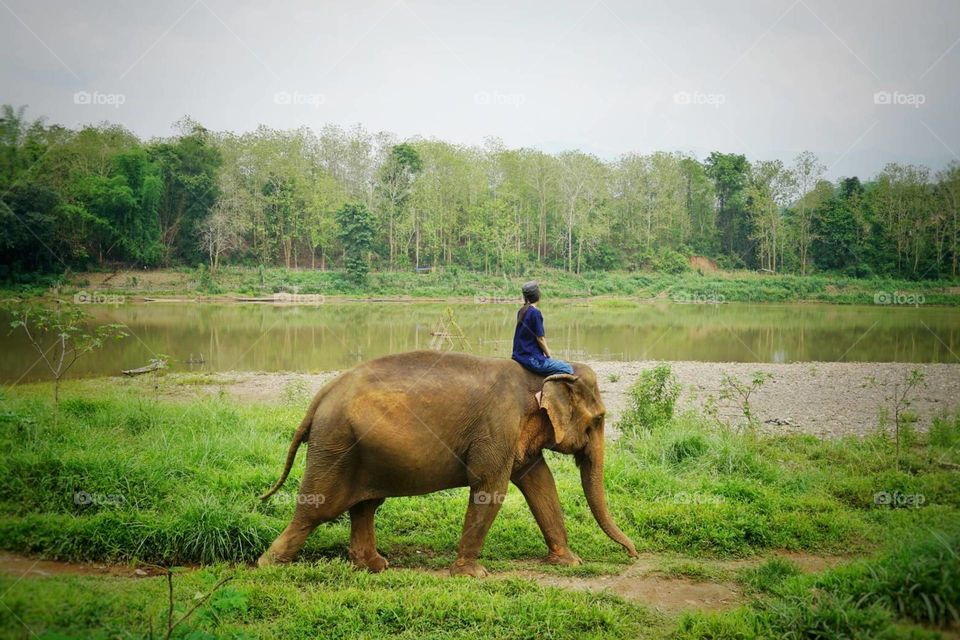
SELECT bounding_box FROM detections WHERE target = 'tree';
[704,152,751,263]
[4,299,127,409]
[791,151,826,274]
[150,121,221,265]
[557,151,608,273]
[745,160,796,272]
[376,143,422,268]
[935,163,960,277]
[335,202,376,284]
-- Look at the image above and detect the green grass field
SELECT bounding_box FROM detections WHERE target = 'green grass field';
[0,373,958,638]
[17,265,960,305]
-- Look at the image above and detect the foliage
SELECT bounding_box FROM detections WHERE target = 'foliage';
[678,528,960,638]
[619,363,681,435]
[335,202,377,285]
[3,104,960,281]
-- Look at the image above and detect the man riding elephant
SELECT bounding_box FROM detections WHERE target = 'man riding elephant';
[257,350,638,577]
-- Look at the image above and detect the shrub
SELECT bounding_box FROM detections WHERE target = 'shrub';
[619,363,681,435]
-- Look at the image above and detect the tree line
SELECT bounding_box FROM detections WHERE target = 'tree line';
[2,104,958,281]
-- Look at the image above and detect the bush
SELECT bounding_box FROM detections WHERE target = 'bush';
[654,248,690,274]
[619,363,681,435]
[929,413,960,449]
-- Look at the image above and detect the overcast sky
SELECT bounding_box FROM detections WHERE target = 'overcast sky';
[3,0,959,179]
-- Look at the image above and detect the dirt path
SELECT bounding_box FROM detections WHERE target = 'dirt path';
[0,551,848,614]
[130,360,960,439]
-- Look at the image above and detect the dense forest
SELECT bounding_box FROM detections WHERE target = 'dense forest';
[1,104,958,281]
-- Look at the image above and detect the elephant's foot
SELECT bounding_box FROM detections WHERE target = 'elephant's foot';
[544,548,582,566]
[349,549,389,573]
[449,558,488,578]
[256,551,289,568]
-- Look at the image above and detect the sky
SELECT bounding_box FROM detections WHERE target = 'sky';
[2,0,959,179]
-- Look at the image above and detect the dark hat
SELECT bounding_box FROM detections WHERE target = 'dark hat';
[521,281,540,295]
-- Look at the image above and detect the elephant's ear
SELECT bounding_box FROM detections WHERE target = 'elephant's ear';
[541,373,579,445]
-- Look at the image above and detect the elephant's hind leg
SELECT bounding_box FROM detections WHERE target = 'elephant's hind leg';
[257,496,350,567]
[348,498,389,572]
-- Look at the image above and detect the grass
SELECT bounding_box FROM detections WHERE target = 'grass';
[0,376,958,638]
[0,562,660,639]
[15,265,960,305]
[676,528,960,639]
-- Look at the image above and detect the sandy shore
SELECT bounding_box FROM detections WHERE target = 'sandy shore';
[145,360,960,439]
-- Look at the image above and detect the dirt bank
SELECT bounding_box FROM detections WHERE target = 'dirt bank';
[130,360,960,439]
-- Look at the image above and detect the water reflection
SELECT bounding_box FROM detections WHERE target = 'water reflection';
[1,301,957,382]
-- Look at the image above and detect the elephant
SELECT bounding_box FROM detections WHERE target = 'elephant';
[257,350,638,577]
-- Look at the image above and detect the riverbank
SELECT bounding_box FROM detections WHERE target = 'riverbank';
[96,360,960,439]
[9,266,960,305]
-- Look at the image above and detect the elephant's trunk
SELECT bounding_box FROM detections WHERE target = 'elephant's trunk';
[579,423,639,558]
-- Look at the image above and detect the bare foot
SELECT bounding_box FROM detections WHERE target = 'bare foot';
[449,558,488,578]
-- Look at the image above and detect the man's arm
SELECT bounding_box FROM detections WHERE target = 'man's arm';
[536,336,551,359]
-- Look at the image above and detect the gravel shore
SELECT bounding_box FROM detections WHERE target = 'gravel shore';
[157,360,960,439]
[590,361,960,438]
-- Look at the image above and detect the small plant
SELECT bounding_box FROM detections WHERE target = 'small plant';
[619,363,681,435]
[606,373,620,383]
[197,263,218,294]
[885,369,926,471]
[149,567,233,639]
[4,299,127,409]
[718,371,772,431]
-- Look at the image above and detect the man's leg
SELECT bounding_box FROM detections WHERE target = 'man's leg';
[539,357,574,375]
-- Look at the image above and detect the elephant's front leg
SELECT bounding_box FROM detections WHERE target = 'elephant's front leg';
[512,456,582,566]
[450,479,510,577]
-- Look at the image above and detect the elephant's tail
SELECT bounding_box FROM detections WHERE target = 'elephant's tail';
[259,393,322,501]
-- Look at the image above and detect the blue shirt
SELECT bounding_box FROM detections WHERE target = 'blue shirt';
[512,305,546,364]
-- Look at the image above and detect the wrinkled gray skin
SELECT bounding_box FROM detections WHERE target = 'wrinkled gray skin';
[258,350,638,577]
